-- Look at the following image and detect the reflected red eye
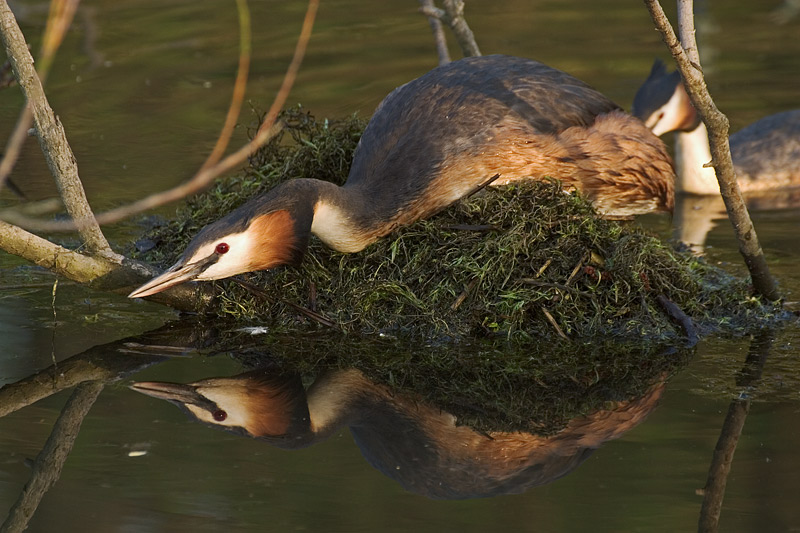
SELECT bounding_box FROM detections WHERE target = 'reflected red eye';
[212,409,227,422]
[215,243,229,255]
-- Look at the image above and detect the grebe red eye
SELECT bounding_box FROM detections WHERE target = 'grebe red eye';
[212,409,227,422]
[215,243,229,255]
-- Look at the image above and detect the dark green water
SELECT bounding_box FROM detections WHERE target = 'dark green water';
[2,1,800,531]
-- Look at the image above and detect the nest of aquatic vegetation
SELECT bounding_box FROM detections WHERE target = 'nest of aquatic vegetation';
[137,107,781,344]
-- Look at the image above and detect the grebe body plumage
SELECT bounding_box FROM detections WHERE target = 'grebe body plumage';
[130,55,675,298]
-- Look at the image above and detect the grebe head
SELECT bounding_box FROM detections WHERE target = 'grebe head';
[130,370,309,439]
[632,59,701,136]
[129,184,313,298]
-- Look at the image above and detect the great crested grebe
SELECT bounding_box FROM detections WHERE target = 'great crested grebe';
[131,368,664,499]
[633,59,800,196]
[129,55,675,299]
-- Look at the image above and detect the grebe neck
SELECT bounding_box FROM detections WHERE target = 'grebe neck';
[299,179,377,253]
[674,122,720,195]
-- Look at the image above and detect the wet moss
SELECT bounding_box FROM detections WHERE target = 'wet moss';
[138,108,782,344]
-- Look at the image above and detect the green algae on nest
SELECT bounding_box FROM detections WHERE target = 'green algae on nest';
[137,108,780,343]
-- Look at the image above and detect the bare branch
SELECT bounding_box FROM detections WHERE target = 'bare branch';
[643,0,780,301]
[40,1,81,71]
[0,0,321,319]
[0,0,110,253]
[441,0,481,56]
[0,107,34,191]
[0,0,80,193]
[0,0,319,232]
[0,219,214,310]
[676,0,700,66]
[418,0,451,65]
[258,0,319,139]
[420,0,481,58]
[0,220,115,283]
[0,1,318,313]
[198,0,251,172]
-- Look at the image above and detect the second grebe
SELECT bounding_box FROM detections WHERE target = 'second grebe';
[633,59,800,195]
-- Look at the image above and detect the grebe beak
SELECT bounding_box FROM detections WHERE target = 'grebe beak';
[128,253,218,298]
[130,381,217,411]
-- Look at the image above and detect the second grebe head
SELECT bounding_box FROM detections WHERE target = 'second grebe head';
[632,59,701,136]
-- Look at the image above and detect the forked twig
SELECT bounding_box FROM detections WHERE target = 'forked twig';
[418,0,481,57]
[418,0,451,65]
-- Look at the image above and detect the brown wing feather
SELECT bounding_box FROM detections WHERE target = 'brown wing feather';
[344,55,670,227]
[346,55,618,195]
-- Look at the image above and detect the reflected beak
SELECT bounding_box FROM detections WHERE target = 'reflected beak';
[128,254,217,298]
[130,381,216,411]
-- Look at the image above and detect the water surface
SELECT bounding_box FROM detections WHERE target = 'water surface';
[1,1,800,532]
